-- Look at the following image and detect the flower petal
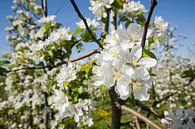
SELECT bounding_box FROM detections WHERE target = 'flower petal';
[138,58,157,68]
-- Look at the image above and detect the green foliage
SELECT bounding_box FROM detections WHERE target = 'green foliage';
[181,68,195,78]
[142,49,157,59]
[81,31,96,42]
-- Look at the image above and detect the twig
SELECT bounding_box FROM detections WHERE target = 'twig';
[8,49,100,72]
[119,104,163,129]
[141,0,157,47]
[69,0,103,49]
[136,100,162,118]
[41,0,47,17]
[68,48,101,62]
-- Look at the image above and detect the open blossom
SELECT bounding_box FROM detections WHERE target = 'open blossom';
[154,16,170,44]
[89,0,114,19]
[49,89,94,127]
[119,1,146,16]
[38,15,56,23]
[76,18,100,30]
[30,27,72,53]
[48,27,72,42]
[93,23,157,101]
[56,63,79,88]
[155,16,168,31]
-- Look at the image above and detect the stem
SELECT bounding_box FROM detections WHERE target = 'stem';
[120,105,163,129]
[141,0,157,47]
[42,0,47,17]
[69,0,103,49]
[109,87,122,129]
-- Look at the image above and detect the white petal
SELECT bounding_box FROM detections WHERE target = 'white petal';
[138,58,157,68]
[125,67,135,78]
[135,67,150,81]
[133,86,149,101]
[115,84,130,100]
[131,45,142,60]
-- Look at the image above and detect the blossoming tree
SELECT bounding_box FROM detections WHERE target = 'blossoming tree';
[0,0,195,129]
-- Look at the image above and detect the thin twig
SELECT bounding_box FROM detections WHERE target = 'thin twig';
[141,0,157,47]
[119,104,163,129]
[69,0,103,49]
[41,0,47,17]
[136,100,162,118]
[68,48,101,62]
[8,49,100,72]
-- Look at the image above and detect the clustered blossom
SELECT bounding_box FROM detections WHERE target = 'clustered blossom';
[93,23,157,101]
[49,90,94,127]
[38,15,56,24]
[89,0,114,19]
[29,27,72,61]
[161,109,195,129]
[76,18,100,30]
[119,1,146,16]
[56,63,78,88]
[154,16,169,44]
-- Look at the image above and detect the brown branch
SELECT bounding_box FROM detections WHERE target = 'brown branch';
[136,100,162,118]
[109,87,123,129]
[119,104,163,129]
[141,0,157,47]
[68,48,101,62]
[8,49,100,72]
[69,0,103,49]
[41,0,47,17]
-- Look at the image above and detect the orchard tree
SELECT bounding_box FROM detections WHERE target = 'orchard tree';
[0,0,195,129]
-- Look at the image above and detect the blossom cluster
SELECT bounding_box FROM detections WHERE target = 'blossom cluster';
[89,0,114,19]
[161,109,195,129]
[93,23,157,101]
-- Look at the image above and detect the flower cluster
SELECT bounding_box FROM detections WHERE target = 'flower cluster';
[89,0,114,19]
[119,1,146,16]
[76,18,100,30]
[161,109,195,129]
[93,23,157,100]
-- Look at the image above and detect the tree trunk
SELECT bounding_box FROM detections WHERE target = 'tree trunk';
[109,87,122,129]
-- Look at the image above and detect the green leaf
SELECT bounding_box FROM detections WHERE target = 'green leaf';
[136,14,146,27]
[142,49,157,59]
[55,22,62,28]
[118,16,129,25]
[181,69,195,78]
[0,67,7,76]
[0,60,10,66]
[112,0,126,9]
[81,31,95,42]
[74,28,84,35]
[75,42,83,53]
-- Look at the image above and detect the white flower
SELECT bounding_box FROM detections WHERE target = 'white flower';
[155,16,168,31]
[57,63,78,88]
[89,0,114,19]
[48,27,72,42]
[119,1,146,15]
[76,18,100,30]
[94,24,157,101]
[38,15,56,23]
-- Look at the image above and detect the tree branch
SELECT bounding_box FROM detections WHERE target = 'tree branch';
[136,100,162,118]
[8,49,100,72]
[141,0,157,47]
[41,0,47,17]
[119,104,163,129]
[69,0,103,49]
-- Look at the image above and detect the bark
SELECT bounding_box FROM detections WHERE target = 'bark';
[109,87,122,129]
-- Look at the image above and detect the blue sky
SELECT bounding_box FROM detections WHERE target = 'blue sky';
[0,0,195,57]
